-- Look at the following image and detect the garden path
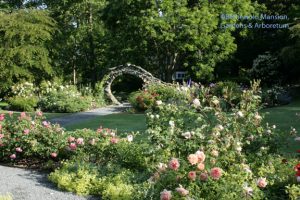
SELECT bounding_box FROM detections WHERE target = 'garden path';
[0,165,98,200]
[49,103,131,127]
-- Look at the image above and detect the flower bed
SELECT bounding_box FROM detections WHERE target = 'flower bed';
[1,81,300,199]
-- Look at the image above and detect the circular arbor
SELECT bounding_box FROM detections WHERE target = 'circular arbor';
[102,64,161,105]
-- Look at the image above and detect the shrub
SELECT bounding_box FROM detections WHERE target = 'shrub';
[128,90,157,111]
[261,85,292,107]
[38,81,94,113]
[6,82,39,111]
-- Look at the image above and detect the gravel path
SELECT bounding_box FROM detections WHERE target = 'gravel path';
[0,165,98,200]
[49,103,131,127]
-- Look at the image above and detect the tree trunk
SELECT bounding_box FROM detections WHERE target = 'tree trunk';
[88,2,96,83]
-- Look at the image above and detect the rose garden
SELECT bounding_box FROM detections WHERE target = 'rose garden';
[0,0,300,199]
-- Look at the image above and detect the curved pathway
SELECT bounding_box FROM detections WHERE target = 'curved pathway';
[1,104,131,200]
[49,103,131,127]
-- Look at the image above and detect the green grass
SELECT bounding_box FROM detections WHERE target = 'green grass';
[64,113,147,133]
[262,98,300,153]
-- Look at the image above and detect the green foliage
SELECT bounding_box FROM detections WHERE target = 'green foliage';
[128,90,157,111]
[0,9,55,93]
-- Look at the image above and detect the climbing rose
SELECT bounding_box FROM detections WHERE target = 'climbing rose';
[15,147,22,153]
[200,172,208,181]
[210,167,222,180]
[69,143,77,150]
[176,185,189,197]
[36,111,43,117]
[188,171,197,181]
[257,177,267,188]
[0,134,4,139]
[76,138,84,145]
[160,189,172,200]
[197,163,205,171]
[42,121,50,128]
[188,154,198,165]
[168,158,180,171]
[51,152,57,158]
[10,154,16,159]
[23,129,30,135]
[195,151,206,163]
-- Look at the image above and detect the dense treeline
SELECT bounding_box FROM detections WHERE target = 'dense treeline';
[0,0,299,96]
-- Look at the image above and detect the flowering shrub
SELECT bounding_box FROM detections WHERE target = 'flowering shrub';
[38,81,95,113]
[7,82,39,111]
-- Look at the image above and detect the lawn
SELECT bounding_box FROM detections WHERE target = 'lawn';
[64,113,147,133]
[262,98,300,154]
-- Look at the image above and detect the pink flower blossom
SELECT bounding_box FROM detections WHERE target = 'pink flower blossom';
[68,136,75,143]
[0,134,4,139]
[69,143,77,150]
[0,114,5,121]
[10,154,16,159]
[210,167,223,180]
[110,137,119,144]
[195,150,206,163]
[197,163,205,171]
[176,185,189,196]
[160,189,172,200]
[36,111,43,117]
[188,171,197,181]
[51,152,57,158]
[15,147,22,152]
[188,154,199,165]
[200,172,208,181]
[76,138,84,145]
[257,177,267,188]
[97,127,103,133]
[42,121,50,128]
[168,158,180,171]
[23,129,30,135]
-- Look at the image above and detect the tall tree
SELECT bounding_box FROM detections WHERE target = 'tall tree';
[102,0,258,82]
[0,9,55,93]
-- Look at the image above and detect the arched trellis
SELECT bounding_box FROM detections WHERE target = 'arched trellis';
[102,64,162,105]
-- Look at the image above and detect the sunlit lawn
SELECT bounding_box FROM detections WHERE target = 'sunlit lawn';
[64,113,147,134]
[262,98,300,154]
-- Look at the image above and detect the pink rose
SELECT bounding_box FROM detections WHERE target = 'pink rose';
[10,154,16,159]
[15,147,23,152]
[68,136,75,143]
[188,154,199,165]
[51,152,57,158]
[210,167,222,180]
[36,111,43,117]
[176,185,189,197]
[197,163,205,171]
[160,189,172,200]
[168,158,180,171]
[23,129,30,135]
[97,127,103,133]
[69,143,77,150]
[0,114,5,121]
[110,137,119,144]
[0,134,4,139]
[76,138,84,145]
[42,121,50,128]
[200,172,208,181]
[195,151,206,163]
[257,177,267,188]
[188,171,197,181]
